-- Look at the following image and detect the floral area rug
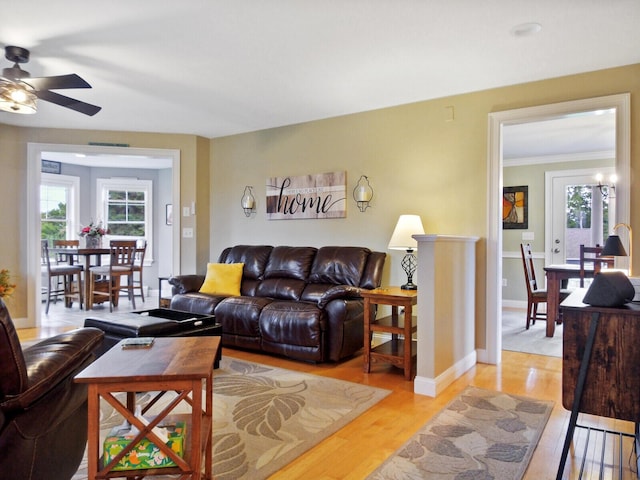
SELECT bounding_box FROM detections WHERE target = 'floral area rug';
[73,356,391,480]
[367,386,553,480]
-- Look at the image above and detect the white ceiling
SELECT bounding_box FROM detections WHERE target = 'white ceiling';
[1,0,636,158]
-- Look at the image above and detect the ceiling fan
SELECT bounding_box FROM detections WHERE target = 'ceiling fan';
[0,45,101,116]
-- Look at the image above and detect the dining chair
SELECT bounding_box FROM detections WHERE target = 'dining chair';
[132,240,147,302]
[42,241,84,314]
[52,239,80,264]
[579,244,614,287]
[88,240,137,312]
[520,243,571,329]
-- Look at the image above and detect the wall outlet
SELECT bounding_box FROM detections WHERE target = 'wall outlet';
[182,227,193,238]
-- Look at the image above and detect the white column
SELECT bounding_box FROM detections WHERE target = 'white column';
[413,234,479,397]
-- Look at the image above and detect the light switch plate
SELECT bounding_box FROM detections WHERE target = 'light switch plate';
[522,232,535,241]
[182,207,190,217]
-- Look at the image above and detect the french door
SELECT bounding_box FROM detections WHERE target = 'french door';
[545,167,614,266]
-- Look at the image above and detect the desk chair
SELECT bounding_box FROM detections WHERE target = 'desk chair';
[520,243,571,329]
[42,242,83,314]
[88,240,137,312]
[579,244,614,287]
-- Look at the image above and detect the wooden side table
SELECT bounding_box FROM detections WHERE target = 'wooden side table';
[75,336,220,479]
[362,287,418,380]
[158,276,172,308]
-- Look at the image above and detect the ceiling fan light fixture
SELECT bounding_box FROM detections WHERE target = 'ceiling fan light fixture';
[0,83,37,114]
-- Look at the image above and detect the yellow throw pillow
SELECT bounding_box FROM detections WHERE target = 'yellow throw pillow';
[199,263,244,296]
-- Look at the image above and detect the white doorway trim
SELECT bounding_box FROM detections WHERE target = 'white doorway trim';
[486,93,630,365]
[27,143,181,328]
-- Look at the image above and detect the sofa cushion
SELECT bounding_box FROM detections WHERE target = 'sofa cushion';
[359,251,386,289]
[263,246,317,280]
[260,301,326,361]
[256,278,306,301]
[200,263,244,296]
[215,296,273,338]
[308,246,369,286]
[219,245,273,280]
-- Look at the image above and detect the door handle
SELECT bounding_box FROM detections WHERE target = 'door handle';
[554,248,560,253]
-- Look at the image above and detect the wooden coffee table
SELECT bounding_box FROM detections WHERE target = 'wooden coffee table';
[74,336,220,479]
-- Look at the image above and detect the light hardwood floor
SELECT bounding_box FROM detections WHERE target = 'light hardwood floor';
[17,295,637,479]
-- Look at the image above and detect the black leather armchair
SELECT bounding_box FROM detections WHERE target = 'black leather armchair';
[0,299,104,480]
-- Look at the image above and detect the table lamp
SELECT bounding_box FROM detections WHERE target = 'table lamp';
[602,222,633,276]
[388,214,425,290]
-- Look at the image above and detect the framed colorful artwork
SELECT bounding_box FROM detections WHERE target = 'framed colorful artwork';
[503,186,528,229]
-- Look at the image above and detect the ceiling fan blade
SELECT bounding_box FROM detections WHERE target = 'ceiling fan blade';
[26,74,91,91]
[35,90,101,116]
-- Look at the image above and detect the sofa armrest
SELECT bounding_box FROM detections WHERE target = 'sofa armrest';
[169,274,206,294]
[2,328,104,412]
[318,285,362,309]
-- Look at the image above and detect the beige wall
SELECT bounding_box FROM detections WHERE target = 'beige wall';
[1,63,639,351]
[210,63,640,352]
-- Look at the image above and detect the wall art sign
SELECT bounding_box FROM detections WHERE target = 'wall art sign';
[266,171,346,220]
[503,185,528,229]
[41,159,61,174]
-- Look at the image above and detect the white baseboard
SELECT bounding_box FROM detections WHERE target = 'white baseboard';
[476,348,489,364]
[502,299,527,309]
[414,350,477,397]
[13,316,30,329]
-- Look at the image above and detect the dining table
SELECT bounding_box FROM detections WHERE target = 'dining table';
[543,264,595,337]
[48,246,114,311]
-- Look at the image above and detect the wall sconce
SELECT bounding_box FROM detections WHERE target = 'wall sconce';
[595,173,617,200]
[241,186,256,217]
[388,214,425,290]
[602,222,633,276]
[353,175,373,212]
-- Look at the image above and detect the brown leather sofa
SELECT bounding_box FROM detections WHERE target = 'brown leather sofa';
[169,245,386,363]
[0,299,104,480]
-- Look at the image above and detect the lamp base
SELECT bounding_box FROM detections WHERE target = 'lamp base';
[401,282,417,290]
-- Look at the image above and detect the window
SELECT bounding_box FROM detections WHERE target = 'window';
[97,178,152,261]
[40,173,80,242]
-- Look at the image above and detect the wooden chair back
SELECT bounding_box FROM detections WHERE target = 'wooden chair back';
[520,243,539,294]
[134,240,147,270]
[40,239,49,266]
[579,244,614,287]
[53,239,80,265]
[109,240,137,269]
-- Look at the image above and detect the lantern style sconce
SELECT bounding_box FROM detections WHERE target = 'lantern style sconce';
[241,186,256,217]
[353,175,373,212]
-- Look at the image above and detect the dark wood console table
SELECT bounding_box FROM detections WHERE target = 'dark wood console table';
[557,288,640,479]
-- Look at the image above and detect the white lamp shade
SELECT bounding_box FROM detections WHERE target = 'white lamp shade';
[388,214,425,250]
